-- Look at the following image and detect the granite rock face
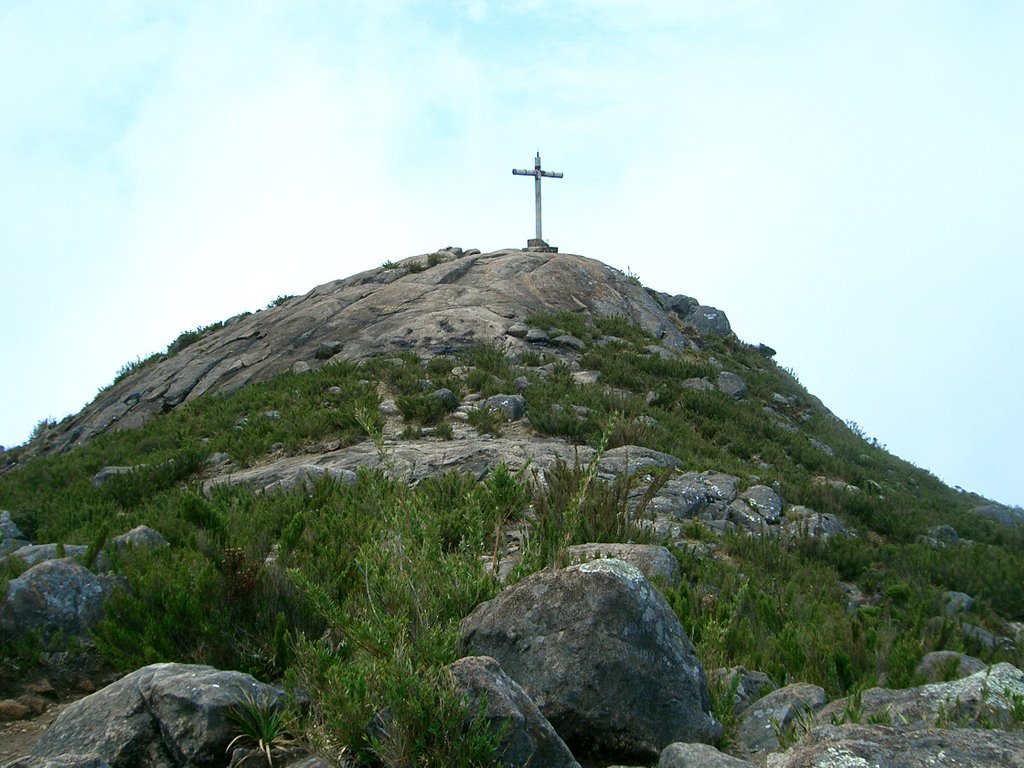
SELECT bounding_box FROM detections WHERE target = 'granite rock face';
[38,251,696,454]
[767,724,1024,768]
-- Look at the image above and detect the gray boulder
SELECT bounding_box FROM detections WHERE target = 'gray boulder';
[18,663,286,768]
[972,503,1024,527]
[660,742,756,768]
[110,525,169,552]
[716,372,747,399]
[91,466,134,488]
[738,486,782,523]
[915,651,987,683]
[596,445,682,478]
[710,667,777,714]
[8,544,88,568]
[818,662,1024,729]
[563,543,681,589]
[0,559,122,645]
[0,510,27,549]
[449,656,580,768]
[482,394,527,421]
[942,590,974,617]
[766,724,1024,768]
[734,683,827,759]
[666,298,732,337]
[460,559,721,758]
[782,508,852,541]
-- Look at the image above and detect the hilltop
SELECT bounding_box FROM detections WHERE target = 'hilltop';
[2,248,1023,767]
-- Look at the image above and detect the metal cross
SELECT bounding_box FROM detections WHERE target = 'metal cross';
[513,152,563,243]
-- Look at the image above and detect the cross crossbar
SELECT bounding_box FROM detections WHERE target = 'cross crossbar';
[512,152,563,242]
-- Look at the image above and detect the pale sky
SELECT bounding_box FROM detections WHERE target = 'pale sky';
[1,1,1021,506]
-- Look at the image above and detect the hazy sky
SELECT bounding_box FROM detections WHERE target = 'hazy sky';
[2,1,1021,506]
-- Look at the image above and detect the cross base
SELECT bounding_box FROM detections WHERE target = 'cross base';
[524,238,558,253]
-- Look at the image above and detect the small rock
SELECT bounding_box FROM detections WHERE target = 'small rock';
[506,322,530,338]
[526,328,550,344]
[291,361,311,374]
[92,466,134,488]
[314,341,344,359]
[430,387,459,409]
[551,334,586,351]
[681,377,715,391]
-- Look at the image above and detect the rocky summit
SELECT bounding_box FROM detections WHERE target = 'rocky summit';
[41,248,706,455]
[2,247,1023,768]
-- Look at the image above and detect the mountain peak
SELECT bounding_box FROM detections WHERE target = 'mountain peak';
[44,248,730,453]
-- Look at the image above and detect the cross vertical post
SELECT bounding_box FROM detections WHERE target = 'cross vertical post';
[513,152,563,249]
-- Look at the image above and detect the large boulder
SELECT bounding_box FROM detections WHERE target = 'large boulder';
[460,558,722,759]
[0,559,122,645]
[818,662,1024,729]
[449,656,580,768]
[15,663,286,768]
[767,724,1024,767]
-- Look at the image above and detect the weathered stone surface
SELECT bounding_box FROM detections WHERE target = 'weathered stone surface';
[313,341,343,359]
[91,466,133,488]
[681,377,715,391]
[0,511,26,542]
[7,544,88,568]
[206,435,587,493]
[110,525,168,552]
[972,503,1024,527]
[0,559,122,645]
[44,251,692,453]
[734,683,827,759]
[449,656,580,768]
[782,509,852,541]
[710,667,778,714]
[766,724,1024,768]
[563,543,681,589]
[666,298,732,337]
[596,445,682,478]
[738,486,782,523]
[482,394,527,421]
[915,651,987,682]
[21,663,285,768]
[942,590,974,617]
[818,662,1024,729]
[460,559,721,759]
[717,372,747,399]
[660,742,756,768]
[551,334,585,351]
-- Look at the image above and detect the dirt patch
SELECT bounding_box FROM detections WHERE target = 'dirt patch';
[0,649,121,765]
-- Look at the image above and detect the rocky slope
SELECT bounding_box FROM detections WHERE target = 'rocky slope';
[3,247,1023,768]
[39,248,716,455]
